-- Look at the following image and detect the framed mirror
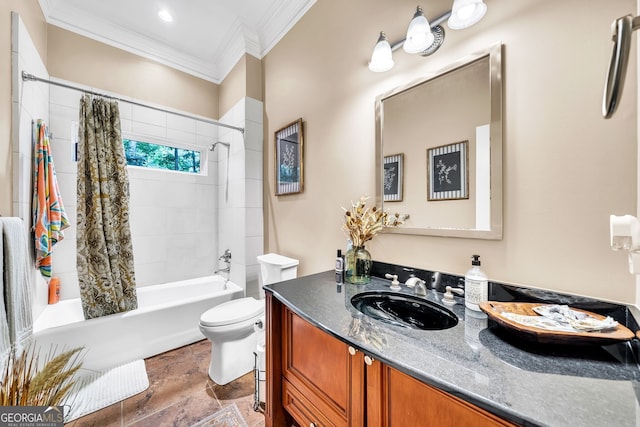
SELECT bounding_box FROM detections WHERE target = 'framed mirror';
[275,118,304,195]
[375,43,503,239]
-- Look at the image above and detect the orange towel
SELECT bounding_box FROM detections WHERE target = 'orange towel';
[32,120,69,277]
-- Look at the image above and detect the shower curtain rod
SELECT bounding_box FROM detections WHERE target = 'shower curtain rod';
[21,71,244,135]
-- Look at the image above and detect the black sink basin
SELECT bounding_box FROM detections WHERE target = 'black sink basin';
[351,291,458,330]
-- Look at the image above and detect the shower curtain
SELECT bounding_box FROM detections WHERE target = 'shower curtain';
[77,95,137,319]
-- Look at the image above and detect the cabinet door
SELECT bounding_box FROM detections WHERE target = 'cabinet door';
[367,360,517,427]
[282,308,365,426]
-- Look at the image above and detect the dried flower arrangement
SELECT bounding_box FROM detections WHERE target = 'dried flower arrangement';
[1,346,84,407]
[342,196,408,247]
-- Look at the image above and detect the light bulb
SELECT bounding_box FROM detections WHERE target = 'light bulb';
[403,6,434,54]
[448,0,487,30]
[369,32,394,72]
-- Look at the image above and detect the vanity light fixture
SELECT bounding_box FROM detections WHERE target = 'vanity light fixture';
[369,32,395,72]
[448,0,487,30]
[403,6,434,54]
[368,2,488,73]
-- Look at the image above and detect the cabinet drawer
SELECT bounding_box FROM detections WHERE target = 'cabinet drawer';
[283,378,346,427]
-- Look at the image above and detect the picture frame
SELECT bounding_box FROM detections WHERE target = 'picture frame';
[427,141,469,201]
[275,118,303,195]
[383,153,404,202]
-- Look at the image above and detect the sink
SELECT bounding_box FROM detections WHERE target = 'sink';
[351,291,458,330]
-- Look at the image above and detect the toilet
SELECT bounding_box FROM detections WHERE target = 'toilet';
[199,253,299,384]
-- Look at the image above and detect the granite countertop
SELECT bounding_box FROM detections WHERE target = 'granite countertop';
[265,270,640,427]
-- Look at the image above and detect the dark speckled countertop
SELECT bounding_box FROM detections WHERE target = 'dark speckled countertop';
[265,268,640,427]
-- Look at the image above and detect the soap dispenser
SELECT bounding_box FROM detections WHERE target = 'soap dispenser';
[464,255,488,312]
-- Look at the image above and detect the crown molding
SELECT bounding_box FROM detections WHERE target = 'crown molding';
[38,0,317,84]
[258,0,317,57]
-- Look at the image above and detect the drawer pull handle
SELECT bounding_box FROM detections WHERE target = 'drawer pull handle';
[348,346,357,356]
[364,355,374,366]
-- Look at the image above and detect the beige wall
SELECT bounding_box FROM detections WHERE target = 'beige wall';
[47,26,219,119]
[219,54,263,115]
[0,0,46,216]
[263,0,638,303]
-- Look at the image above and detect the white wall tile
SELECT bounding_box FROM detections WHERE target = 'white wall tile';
[167,114,196,134]
[245,98,263,125]
[246,179,263,208]
[50,104,79,141]
[131,121,166,138]
[246,207,263,237]
[196,121,219,138]
[244,120,263,152]
[50,86,81,109]
[132,104,166,127]
[54,172,77,210]
[49,138,77,178]
[118,101,133,119]
[245,149,262,180]
[120,118,132,133]
[167,128,197,144]
[131,235,168,264]
[134,262,168,287]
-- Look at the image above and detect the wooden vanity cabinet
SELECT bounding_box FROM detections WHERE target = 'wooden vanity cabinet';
[366,359,517,427]
[281,306,365,426]
[265,292,518,427]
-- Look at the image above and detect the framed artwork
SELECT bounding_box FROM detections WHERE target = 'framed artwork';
[427,141,469,201]
[383,153,404,202]
[275,118,303,195]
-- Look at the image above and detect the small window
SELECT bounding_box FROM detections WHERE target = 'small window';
[123,138,201,174]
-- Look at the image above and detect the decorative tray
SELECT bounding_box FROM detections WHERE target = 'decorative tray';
[479,301,635,345]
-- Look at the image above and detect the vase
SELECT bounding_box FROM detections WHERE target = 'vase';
[345,246,372,284]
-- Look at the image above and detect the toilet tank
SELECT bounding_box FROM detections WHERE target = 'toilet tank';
[257,253,299,287]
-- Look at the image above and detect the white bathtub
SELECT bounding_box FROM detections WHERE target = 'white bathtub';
[33,275,244,371]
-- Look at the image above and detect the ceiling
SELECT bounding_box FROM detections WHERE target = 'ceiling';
[38,0,316,83]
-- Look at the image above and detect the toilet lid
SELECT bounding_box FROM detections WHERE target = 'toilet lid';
[200,297,264,327]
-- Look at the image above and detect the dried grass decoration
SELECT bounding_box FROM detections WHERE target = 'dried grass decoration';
[0,346,84,407]
[342,196,408,284]
[342,196,408,247]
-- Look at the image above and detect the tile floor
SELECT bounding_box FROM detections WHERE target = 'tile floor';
[66,339,265,427]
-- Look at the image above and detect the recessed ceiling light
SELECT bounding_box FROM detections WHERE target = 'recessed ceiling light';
[158,8,173,23]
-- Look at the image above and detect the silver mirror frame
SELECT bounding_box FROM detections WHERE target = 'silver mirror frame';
[375,42,503,239]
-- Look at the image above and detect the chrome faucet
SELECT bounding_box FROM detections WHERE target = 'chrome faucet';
[413,279,427,296]
[215,249,231,274]
[219,249,231,262]
[405,274,427,296]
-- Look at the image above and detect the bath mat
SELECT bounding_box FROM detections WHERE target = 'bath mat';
[193,404,249,427]
[64,359,149,422]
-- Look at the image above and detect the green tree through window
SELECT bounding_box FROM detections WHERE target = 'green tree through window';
[123,139,201,173]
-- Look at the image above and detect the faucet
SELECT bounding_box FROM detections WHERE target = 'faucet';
[413,279,427,296]
[405,274,427,296]
[219,249,232,262]
[215,249,231,274]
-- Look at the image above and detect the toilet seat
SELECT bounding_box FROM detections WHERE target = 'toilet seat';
[200,297,264,327]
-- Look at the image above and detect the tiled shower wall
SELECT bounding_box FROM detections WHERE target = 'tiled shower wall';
[217,98,264,300]
[14,12,264,307]
[48,84,224,300]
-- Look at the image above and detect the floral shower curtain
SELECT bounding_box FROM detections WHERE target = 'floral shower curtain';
[77,95,137,319]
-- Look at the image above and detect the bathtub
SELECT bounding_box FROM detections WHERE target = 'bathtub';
[33,275,244,371]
